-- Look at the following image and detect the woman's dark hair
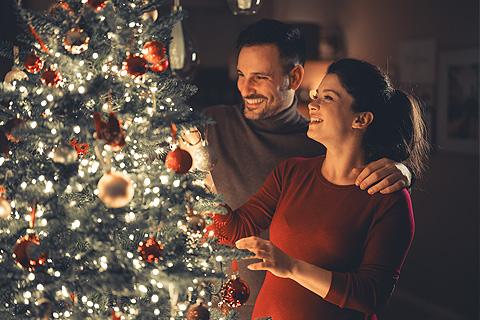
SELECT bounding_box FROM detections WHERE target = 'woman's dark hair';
[327,58,430,177]
[236,19,306,73]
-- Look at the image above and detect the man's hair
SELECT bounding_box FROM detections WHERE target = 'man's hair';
[236,19,306,73]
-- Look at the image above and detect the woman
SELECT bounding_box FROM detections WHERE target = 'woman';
[210,58,429,320]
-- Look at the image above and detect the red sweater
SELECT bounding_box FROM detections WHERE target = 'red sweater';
[213,156,414,320]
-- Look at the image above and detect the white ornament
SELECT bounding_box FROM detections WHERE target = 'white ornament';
[97,171,134,208]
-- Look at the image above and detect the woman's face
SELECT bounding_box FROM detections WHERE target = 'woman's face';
[307,73,358,147]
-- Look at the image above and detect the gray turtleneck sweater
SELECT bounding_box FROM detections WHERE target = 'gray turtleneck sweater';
[206,102,326,210]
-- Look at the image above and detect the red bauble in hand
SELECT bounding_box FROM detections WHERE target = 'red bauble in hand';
[137,237,164,263]
[142,41,167,65]
[13,233,48,271]
[123,54,147,77]
[165,147,192,174]
[41,67,62,87]
[221,276,250,308]
[93,112,126,150]
[87,0,108,11]
[24,52,43,74]
[186,302,210,320]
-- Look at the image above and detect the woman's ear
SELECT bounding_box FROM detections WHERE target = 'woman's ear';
[288,64,304,90]
[352,112,374,129]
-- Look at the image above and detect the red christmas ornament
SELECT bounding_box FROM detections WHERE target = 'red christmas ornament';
[41,67,62,87]
[93,112,126,150]
[137,237,164,263]
[123,54,147,77]
[150,59,169,74]
[13,233,48,271]
[87,0,108,11]
[165,147,192,174]
[142,41,166,65]
[23,52,43,74]
[186,303,210,320]
[111,310,121,320]
[69,138,89,157]
[221,276,250,308]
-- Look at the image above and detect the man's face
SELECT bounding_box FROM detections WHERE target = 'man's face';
[236,44,293,120]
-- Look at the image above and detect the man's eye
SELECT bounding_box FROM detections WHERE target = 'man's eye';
[323,95,333,101]
[255,75,268,80]
[237,73,244,77]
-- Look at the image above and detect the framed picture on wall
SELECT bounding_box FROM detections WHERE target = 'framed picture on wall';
[437,49,479,153]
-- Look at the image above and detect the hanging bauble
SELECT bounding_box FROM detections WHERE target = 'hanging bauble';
[221,276,250,308]
[165,147,192,174]
[142,41,167,65]
[186,302,210,320]
[0,198,11,219]
[93,112,126,150]
[52,144,78,164]
[87,0,108,11]
[13,233,48,271]
[3,68,28,90]
[63,28,90,55]
[169,4,199,80]
[137,237,164,263]
[150,59,169,74]
[23,52,43,74]
[226,0,263,15]
[41,67,62,87]
[111,310,122,320]
[97,171,134,208]
[123,54,147,77]
[141,9,158,22]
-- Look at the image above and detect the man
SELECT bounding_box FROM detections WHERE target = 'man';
[187,19,412,319]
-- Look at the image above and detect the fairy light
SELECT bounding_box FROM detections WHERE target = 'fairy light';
[151,294,159,303]
[68,84,75,91]
[78,86,86,94]
[41,100,47,106]
[138,285,147,293]
[46,94,54,102]
[73,126,81,133]
[92,52,99,59]
[71,220,80,229]
[30,121,37,129]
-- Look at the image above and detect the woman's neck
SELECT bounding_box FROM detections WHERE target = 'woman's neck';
[321,141,366,186]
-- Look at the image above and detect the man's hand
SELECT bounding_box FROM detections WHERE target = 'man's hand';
[235,236,295,279]
[354,158,412,195]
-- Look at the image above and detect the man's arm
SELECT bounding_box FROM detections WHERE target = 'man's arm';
[354,158,412,194]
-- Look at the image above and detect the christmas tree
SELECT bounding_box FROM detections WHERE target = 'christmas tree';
[0,0,249,319]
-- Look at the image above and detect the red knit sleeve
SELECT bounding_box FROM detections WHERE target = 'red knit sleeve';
[211,160,287,245]
[324,189,415,315]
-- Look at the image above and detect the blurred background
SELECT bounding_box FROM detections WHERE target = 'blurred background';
[1,0,478,319]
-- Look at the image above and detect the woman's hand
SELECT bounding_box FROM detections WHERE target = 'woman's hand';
[235,236,296,279]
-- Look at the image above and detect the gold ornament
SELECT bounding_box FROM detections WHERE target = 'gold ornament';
[97,171,134,208]
[3,68,28,91]
[63,28,90,55]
